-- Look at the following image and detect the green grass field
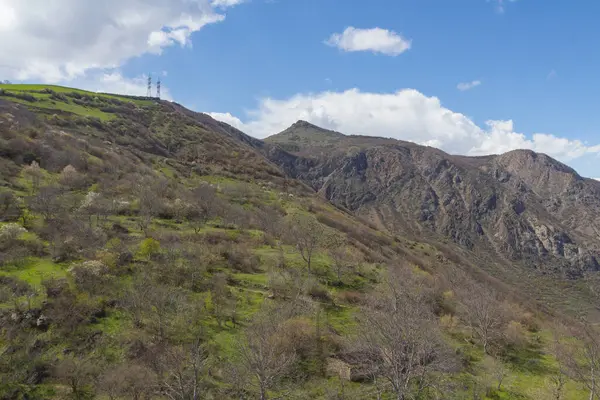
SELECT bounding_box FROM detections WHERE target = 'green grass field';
[0,83,156,121]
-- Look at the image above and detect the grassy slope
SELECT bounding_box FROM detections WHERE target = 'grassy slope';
[0,83,153,121]
[0,85,593,399]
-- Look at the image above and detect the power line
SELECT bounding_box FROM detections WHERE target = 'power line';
[157,78,161,99]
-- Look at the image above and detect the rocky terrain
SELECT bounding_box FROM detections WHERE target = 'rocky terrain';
[264,120,600,278]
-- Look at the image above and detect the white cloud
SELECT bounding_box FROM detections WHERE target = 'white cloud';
[208,88,600,162]
[457,80,482,91]
[211,0,245,7]
[206,112,245,130]
[325,27,411,56]
[0,0,240,83]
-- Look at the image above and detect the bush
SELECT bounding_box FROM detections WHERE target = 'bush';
[0,276,33,297]
[69,260,112,295]
[0,223,26,242]
[222,245,261,273]
[308,283,331,302]
[337,291,364,305]
[138,238,161,260]
[504,321,527,349]
[204,230,238,245]
[0,191,20,221]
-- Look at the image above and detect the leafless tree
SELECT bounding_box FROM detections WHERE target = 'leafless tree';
[53,355,99,400]
[549,328,569,400]
[161,337,210,400]
[27,185,63,220]
[137,182,164,236]
[233,304,298,400]
[187,184,218,233]
[210,273,233,328]
[98,362,154,400]
[327,235,359,285]
[287,213,327,273]
[0,191,19,221]
[22,161,42,193]
[356,268,456,400]
[458,283,507,355]
[147,284,182,342]
[562,320,600,400]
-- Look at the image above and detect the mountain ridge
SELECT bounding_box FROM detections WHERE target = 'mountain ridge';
[263,120,600,278]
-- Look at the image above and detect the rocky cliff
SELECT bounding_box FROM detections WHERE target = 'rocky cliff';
[263,121,600,277]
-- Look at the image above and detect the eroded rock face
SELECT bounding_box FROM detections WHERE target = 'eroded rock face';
[263,122,600,277]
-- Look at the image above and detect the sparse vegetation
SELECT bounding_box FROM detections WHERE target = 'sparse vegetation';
[0,84,595,399]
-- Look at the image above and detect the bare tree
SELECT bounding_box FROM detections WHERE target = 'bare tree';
[210,273,233,328]
[187,184,218,234]
[98,362,154,400]
[327,235,359,285]
[356,268,456,400]
[53,355,99,400]
[0,191,20,221]
[287,213,327,273]
[27,185,63,220]
[137,183,164,236]
[22,161,42,193]
[562,320,600,400]
[458,283,507,355]
[233,304,298,400]
[550,328,569,400]
[161,337,210,400]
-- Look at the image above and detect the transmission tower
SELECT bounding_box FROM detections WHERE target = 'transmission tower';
[147,75,152,97]
[157,78,161,99]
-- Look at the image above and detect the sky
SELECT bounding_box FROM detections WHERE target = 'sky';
[2,0,600,177]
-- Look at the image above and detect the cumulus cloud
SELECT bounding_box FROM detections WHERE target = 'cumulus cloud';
[325,27,411,56]
[207,88,600,162]
[0,0,239,83]
[457,80,482,91]
[206,112,245,130]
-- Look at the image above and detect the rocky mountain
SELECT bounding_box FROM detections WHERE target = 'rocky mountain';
[263,120,600,277]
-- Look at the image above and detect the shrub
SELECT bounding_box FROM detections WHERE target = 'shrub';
[204,230,238,245]
[0,276,33,297]
[337,290,364,305]
[138,238,161,260]
[504,321,527,349]
[308,283,331,302]
[222,245,261,273]
[69,260,112,295]
[0,223,26,242]
[0,191,20,221]
[440,314,459,331]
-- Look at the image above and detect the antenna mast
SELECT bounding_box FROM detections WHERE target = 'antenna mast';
[157,78,161,99]
[147,75,152,97]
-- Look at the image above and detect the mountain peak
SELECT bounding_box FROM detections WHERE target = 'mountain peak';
[264,120,345,151]
[290,119,316,128]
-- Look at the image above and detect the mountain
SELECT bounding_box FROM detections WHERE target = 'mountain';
[1,84,599,399]
[264,121,600,278]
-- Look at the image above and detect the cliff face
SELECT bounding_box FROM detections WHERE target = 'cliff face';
[264,121,600,277]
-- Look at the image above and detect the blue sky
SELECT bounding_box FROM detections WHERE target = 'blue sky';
[2,0,600,177]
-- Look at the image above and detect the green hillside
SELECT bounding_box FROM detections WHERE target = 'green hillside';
[0,85,596,399]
